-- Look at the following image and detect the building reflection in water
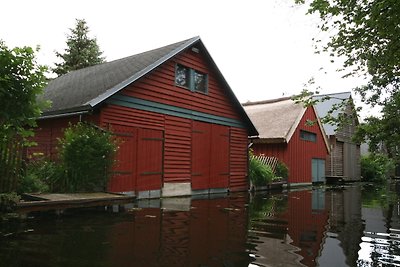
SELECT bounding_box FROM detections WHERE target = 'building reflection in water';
[356,184,400,266]
[248,186,365,267]
[107,194,253,267]
[3,184,400,267]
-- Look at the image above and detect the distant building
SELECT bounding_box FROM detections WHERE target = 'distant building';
[243,97,330,186]
[314,92,361,182]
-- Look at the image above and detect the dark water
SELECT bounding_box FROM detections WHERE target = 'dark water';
[0,183,399,267]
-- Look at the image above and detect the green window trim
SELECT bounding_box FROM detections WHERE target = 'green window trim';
[175,63,208,94]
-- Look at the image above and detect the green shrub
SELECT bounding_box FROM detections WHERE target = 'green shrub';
[57,122,117,192]
[18,159,63,193]
[275,161,289,179]
[361,154,395,182]
[0,192,20,212]
[249,156,275,186]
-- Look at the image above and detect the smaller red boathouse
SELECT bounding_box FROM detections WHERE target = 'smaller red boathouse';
[243,97,329,185]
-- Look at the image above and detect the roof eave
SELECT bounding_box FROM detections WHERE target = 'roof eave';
[39,105,92,120]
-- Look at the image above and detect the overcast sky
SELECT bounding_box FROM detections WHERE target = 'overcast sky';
[1,0,377,118]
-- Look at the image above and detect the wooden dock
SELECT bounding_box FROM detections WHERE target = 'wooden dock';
[17,192,135,212]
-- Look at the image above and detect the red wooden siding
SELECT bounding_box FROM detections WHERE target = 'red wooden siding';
[107,124,163,192]
[210,124,230,188]
[191,121,211,190]
[191,121,230,190]
[163,115,191,183]
[102,105,164,131]
[136,128,163,191]
[253,107,328,184]
[28,115,98,160]
[120,48,242,121]
[229,128,249,191]
[109,125,137,192]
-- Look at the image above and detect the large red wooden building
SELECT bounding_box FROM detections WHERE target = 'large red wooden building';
[243,97,329,185]
[31,37,258,198]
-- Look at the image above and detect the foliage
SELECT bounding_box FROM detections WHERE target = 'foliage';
[295,0,400,107]
[292,88,360,132]
[354,91,400,161]
[53,19,105,76]
[249,154,275,186]
[0,192,20,212]
[360,154,394,182]
[249,194,287,220]
[18,158,64,194]
[57,122,117,192]
[275,161,289,179]
[0,41,48,141]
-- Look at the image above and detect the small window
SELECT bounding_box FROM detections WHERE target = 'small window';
[300,130,317,142]
[194,70,207,93]
[175,64,208,93]
[175,64,190,88]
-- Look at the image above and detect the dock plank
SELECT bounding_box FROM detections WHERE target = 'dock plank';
[18,192,135,212]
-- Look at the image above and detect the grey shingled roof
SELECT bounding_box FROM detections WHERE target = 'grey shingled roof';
[40,36,258,136]
[243,97,305,143]
[313,92,352,136]
[41,37,199,115]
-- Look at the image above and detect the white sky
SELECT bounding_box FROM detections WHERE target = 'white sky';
[1,0,377,118]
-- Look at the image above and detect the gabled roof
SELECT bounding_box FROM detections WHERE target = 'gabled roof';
[243,97,306,143]
[41,37,200,115]
[313,91,354,136]
[40,36,258,136]
[243,97,329,151]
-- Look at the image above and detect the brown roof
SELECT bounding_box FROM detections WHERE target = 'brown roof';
[243,97,305,143]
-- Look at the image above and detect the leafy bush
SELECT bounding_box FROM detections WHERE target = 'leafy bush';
[249,156,275,186]
[361,154,395,182]
[57,122,117,192]
[0,192,20,212]
[18,159,63,193]
[275,161,289,180]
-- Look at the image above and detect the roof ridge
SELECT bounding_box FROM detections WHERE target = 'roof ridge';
[242,96,293,106]
[57,36,200,78]
[314,91,351,97]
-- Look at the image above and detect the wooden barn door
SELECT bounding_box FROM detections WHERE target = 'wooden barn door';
[209,124,229,188]
[191,121,211,190]
[192,121,230,190]
[109,125,137,192]
[136,128,164,191]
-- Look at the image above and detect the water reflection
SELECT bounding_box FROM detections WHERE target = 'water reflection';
[0,183,400,267]
[357,184,400,267]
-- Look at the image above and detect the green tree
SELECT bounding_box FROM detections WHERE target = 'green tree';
[355,91,400,160]
[295,1,400,164]
[295,0,400,106]
[0,41,47,139]
[53,19,105,76]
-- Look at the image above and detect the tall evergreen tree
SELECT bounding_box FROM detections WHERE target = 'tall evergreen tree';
[53,19,105,76]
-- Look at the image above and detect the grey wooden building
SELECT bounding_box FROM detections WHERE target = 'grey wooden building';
[314,92,361,182]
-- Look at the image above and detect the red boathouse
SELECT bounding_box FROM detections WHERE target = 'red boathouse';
[243,97,329,185]
[31,37,258,198]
